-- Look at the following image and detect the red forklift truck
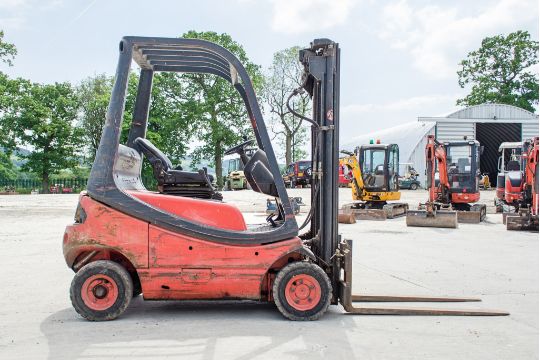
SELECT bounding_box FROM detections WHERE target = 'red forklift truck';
[63,37,507,321]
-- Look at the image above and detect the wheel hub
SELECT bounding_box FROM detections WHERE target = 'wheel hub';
[285,274,321,311]
[81,274,119,311]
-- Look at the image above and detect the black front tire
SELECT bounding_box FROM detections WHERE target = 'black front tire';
[410,183,418,190]
[70,260,133,321]
[273,262,332,321]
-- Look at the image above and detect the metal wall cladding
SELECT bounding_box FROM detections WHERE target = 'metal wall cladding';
[436,122,475,143]
[523,122,539,141]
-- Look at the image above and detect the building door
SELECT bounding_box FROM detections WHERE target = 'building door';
[475,123,521,185]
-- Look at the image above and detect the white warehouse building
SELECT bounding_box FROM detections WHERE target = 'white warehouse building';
[342,103,539,186]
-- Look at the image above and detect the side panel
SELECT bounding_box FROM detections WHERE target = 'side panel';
[63,196,149,269]
[142,225,304,300]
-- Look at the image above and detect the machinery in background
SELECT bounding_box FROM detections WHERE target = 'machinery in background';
[505,137,539,231]
[228,170,248,190]
[283,160,312,188]
[399,164,421,190]
[340,142,408,220]
[266,197,303,215]
[338,161,351,187]
[407,135,486,228]
[479,173,491,190]
[494,142,523,212]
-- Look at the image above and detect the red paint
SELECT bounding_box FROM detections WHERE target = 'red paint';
[128,190,246,231]
[284,274,321,311]
[64,194,307,302]
[144,225,303,300]
[81,274,119,311]
[451,192,480,204]
[63,195,149,269]
[504,177,523,204]
[338,164,350,186]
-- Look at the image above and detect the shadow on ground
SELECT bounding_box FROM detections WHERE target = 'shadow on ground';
[41,298,359,359]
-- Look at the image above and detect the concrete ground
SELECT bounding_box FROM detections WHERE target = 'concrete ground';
[0,188,537,359]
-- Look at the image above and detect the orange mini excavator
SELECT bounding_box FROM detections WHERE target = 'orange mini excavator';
[62,37,507,321]
[505,137,539,231]
[407,135,486,228]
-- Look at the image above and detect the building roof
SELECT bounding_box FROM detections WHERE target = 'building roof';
[419,103,538,123]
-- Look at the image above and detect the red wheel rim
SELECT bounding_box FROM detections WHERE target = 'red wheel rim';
[81,274,119,311]
[284,274,322,311]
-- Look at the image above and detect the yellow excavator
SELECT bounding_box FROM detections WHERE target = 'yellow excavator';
[340,141,408,220]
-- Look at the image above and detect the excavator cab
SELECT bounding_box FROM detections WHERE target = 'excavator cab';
[444,141,481,199]
[358,143,399,192]
[340,143,407,220]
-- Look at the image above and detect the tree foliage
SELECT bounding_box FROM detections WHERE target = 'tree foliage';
[264,46,310,166]
[457,31,539,112]
[0,30,17,66]
[77,74,113,162]
[0,151,16,180]
[5,81,82,192]
[177,31,263,187]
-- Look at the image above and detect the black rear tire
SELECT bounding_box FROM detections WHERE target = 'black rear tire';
[273,262,332,321]
[70,260,133,321]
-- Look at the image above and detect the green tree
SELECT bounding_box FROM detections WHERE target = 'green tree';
[120,71,196,183]
[7,82,82,192]
[77,74,113,162]
[0,30,18,176]
[264,46,310,166]
[179,31,263,187]
[0,151,16,180]
[0,30,17,66]
[457,31,539,112]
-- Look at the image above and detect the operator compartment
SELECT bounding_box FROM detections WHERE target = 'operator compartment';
[113,143,246,231]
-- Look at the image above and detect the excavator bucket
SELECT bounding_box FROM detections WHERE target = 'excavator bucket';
[406,209,458,228]
[338,240,509,316]
[342,202,409,221]
[505,212,539,231]
[456,204,487,223]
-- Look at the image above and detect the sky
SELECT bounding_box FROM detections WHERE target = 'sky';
[0,0,538,147]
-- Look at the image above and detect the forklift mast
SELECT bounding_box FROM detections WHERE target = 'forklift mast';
[299,40,340,278]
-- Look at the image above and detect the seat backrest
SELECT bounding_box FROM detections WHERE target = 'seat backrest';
[507,160,520,171]
[133,137,173,171]
[244,149,278,197]
[113,144,145,191]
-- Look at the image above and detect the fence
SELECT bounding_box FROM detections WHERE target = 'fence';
[0,176,157,194]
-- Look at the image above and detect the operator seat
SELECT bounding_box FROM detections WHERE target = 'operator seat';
[507,160,520,171]
[133,137,222,200]
[506,160,523,188]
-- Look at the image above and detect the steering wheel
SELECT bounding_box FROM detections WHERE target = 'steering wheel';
[224,139,255,156]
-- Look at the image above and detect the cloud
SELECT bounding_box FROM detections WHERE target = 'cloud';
[0,16,26,29]
[378,0,538,78]
[343,94,459,114]
[339,94,461,138]
[0,0,28,9]
[0,0,63,29]
[270,0,357,34]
